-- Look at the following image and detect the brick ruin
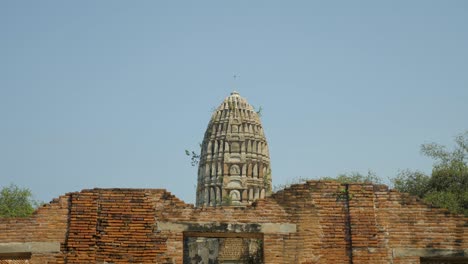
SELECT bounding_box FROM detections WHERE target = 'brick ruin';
[0,182,467,263]
[1,92,467,263]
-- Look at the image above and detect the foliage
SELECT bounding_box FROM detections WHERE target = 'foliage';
[185,143,202,167]
[0,184,41,218]
[272,176,309,192]
[222,195,232,206]
[263,168,272,192]
[320,170,382,185]
[392,131,468,216]
[393,169,431,198]
[424,191,464,214]
[334,187,350,202]
[256,106,263,117]
[185,150,200,166]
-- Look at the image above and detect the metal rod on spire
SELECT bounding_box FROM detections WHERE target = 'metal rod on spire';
[232,74,239,93]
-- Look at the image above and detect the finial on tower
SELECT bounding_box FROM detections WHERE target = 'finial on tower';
[232,74,240,92]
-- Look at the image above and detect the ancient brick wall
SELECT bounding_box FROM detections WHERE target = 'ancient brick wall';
[0,195,69,263]
[63,189,172,264]
[61,188,295,263]
[366,184,467,264]
[1,182,467,264]
[346,184,391,263]
[271,181,467,264]
[272,181,349,263]
[154,189,293,264]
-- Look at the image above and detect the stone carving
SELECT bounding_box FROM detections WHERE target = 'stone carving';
[229,190,241,202]
[230,165,240,175]
[196,91,271,207]
[232,125,239,133]
[231,142,240,153]
[227,180,242,189]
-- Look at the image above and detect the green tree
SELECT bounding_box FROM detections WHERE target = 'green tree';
[393,131,468,215]
[393,169,431,198]
[0,184,40,218]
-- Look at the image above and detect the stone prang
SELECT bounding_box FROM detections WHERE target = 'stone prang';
[196,91,271,207]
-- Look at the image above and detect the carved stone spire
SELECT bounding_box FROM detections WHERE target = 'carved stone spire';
[196,92,271,207]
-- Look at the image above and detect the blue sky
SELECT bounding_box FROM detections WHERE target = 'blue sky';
[1,1,467,204]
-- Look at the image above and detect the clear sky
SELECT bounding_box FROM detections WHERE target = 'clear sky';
[1,1,467,204]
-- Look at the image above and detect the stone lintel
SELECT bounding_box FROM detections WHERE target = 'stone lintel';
[157,221,296,234]
[0,242,60,254]
[157,222,188,232]
[393,248,468,258]
[260,223,296,233]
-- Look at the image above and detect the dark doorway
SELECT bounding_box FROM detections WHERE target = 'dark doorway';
[0,252,32,264]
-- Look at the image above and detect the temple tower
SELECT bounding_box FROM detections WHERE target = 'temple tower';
[196,91,271,207]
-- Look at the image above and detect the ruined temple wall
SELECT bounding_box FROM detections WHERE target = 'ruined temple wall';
[60,188,295,264]
[0,195,70,263]
[63,189,174,264]
[1,188,188,264]
[347,184,393,263]
[273,181,468,264]
[272,181,350,264]
[155,192,294,264]
[365,184,467,264]
[0,188,292,264]
[1,183,467,264]
[324,182,468,264]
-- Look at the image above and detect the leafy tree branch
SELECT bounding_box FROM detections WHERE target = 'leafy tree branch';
[0,184,42,218]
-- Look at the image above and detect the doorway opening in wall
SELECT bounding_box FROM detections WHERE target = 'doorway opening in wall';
[183,232,263,264]
[420,257,468,264]
[0,252,31,264]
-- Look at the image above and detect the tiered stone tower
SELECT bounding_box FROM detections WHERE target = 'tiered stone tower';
[196,91,271,207]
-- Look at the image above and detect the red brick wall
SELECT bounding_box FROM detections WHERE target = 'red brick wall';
[154,189,292,263]
[272,181,350,263]
[271,181,467,264]
[347,184,390,263]
[0,195,69,263]
[1,182,467,264]
[63,189,170,263]
[368,184,467,264]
